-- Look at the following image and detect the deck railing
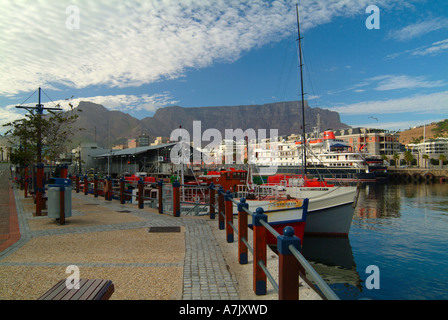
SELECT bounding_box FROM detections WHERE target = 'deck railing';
[210,183,339,300]
[71,175,339,300]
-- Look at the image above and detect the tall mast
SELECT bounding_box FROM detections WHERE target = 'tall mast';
[296,4,306,173]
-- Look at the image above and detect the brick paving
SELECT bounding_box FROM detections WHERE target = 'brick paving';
[0,171,240,300]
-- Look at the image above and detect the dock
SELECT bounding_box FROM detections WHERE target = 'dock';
[0,171,322,300]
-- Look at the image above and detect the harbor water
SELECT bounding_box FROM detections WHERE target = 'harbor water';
[301,182,448,300]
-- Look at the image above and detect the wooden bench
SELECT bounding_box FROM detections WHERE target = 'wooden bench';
[38,279,115,300]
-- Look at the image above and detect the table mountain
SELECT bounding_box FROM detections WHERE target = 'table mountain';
[72,101,348,148]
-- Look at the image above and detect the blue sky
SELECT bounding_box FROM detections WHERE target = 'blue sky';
[1,0,447,135]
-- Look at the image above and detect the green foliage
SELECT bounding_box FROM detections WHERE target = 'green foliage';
[433,119,448,138]
[403,151,414,166]
[410,136,423,144]
[2,99,83,166]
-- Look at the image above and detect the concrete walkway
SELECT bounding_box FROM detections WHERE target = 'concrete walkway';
[0,173,321,300]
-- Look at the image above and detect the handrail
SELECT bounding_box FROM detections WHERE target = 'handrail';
[213,185,339,300]
[74,177,339,300]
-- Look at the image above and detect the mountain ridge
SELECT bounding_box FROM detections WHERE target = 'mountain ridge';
[71,100,349,148]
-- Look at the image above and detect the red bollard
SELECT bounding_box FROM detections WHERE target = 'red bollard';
[173,180,180,217]
[138,179,144,209]
[238,198,249,265]
[278,226,301,300]
[218,186,225,229]
[107,178,113,201]
[93,175,98,198]
[120,177,125,204]
[60,165,68,179]
[209,183,216,220]
[35,163,44,216]
[59,186,66,226]
[84,175,88,195]
[158,180,163,214]
[75,175,80,193]
[253,207,267,295]
[224,190,234,243]
[24,166,29,198]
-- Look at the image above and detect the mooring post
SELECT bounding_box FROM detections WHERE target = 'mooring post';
[173,180,180,217]
[138,178,144,209]
[253,207,267,295]
[209,183,215,220]
[158,180,163,214]
[278,226,301,300]
[84,175,88,195]
[238,198,249,265]
[24,165,29,198]
[60,165,68,179]
[93,175,98,198]
[35,163,44,216]
[218,186,225,230]
[108,177,113,201]
[75,174,80,193]
[224,190,234,243]
[103,177,108,200]
[119,177,125,204]
[59,185,65,226]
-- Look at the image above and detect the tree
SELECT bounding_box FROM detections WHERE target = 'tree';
[403,151,414,166]
[422,154,429,168]
[3,98,83,166]
[380,154,389,166]
[439,154,447,167]
[393,153,400,168]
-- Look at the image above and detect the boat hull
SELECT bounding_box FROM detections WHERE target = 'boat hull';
[305,202,355,236]
[287,186,356,237]
[237,185,357,241]
[243,201,307,246]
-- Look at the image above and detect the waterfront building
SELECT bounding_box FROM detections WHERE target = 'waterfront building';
[334,127,401,156]
[408,137,448,167]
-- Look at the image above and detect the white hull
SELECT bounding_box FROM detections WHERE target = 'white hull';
[305,202,355,236]
[234,185,358,236]
[233,198,306,224]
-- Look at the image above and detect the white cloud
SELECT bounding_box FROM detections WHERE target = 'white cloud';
[0,0,403,97]
[388,17,448,41]
[370,75,446,91]
[411,39,448,56]
[0,92,177,134]
[329,90,448,115]
[386,38,448,59]
[330,74,446,95]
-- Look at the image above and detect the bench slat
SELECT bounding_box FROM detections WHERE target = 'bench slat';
[39,279,114,300]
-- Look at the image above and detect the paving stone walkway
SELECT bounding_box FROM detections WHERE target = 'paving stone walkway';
[0,181,240,300]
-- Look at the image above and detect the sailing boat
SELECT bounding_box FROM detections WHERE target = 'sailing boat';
[234,5,360,239]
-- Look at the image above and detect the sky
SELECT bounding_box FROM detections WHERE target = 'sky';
[1,0,447,136]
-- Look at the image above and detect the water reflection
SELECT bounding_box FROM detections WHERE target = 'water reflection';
[301,236,362,293]
[302,182,448,300]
